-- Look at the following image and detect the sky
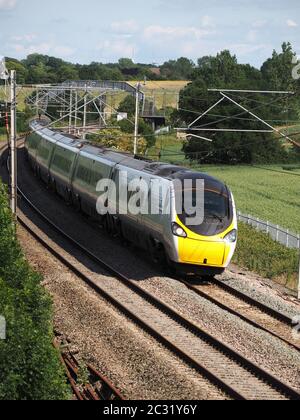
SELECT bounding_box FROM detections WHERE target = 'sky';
[0,0,299,67]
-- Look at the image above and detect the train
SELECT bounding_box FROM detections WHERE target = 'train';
[25,119,237,277]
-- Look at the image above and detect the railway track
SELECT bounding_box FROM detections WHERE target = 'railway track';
[2,143,300,400]
[54,335,125,401]
[179,278,300,352]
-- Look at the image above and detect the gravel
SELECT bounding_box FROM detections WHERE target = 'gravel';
[138,275,300,392]
[220,266,300,320]
[17,224,227,401]
[14,147,300,396]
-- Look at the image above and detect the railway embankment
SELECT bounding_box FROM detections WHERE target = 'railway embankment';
[0,180,69,400]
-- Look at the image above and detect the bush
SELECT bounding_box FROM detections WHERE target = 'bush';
[234,223,299,291]
[0,182,69,400]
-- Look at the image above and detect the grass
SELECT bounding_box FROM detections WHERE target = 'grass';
[199,164,300,234]
[0,86,33,112]
[234,223,299,292]
[149,134,300,234]
[149,134,187,162]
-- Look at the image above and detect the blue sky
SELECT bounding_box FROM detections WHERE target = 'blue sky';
[0,0,299,67]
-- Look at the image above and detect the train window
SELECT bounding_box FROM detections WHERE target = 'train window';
[177,183,231,236]
[29,134,40,149]
[38,145,50,160]
[205,191,228,219]
[92,171,103,187]
[77,165,92,184]
[52,152,72,173]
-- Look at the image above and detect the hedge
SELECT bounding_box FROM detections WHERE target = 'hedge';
[0,181,69,400]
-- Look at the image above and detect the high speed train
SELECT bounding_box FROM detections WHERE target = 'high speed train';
[25,119,237,276]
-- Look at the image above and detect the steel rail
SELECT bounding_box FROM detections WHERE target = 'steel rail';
[53,338,125,401]
[178,278,300,352]
[211,278,293,325]
[15,185,300,400]
[2,143,300,400]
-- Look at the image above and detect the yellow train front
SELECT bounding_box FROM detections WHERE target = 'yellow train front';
[167,172,237,276]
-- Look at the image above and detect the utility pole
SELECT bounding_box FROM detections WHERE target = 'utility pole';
[134,82,141,155]
[74,90,78,134]
[69,89,73,134]
[35,88,39,118]
[83,86,87,140]
[10,70,17,215]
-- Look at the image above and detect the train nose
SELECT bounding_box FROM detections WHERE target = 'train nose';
[181,238,226,266]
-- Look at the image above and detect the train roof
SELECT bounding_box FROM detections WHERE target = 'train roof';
[29,120,227,190]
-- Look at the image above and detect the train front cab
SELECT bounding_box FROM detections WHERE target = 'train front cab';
[170,176,237,276]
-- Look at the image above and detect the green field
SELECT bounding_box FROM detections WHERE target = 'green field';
[234,223,298,291]
[150,134,300,234]
[199,165,300,234]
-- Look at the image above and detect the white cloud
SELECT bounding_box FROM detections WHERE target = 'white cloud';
[142,24,216,60]
[11,34,37,42]
[143,25,214,42]
[11,42,75,58]
[200,15,215,29]
[96,40,136,59]
[12,43,52,55]
[0,0,16,10]
[111,20,139,34]
[287,19,298,27]
[228,43,270,56]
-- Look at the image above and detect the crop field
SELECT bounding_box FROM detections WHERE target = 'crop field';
[234,223,298,291]
[128,80,190,109]
[149,134,300,234]
[200,164,300,234]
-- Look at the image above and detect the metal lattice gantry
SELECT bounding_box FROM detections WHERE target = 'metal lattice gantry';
[23,80,147,139]
[25,81,139,138]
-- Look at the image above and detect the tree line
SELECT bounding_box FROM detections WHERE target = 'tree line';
[5,55,195,84]
[175,43,300,164]
[4,42,300,164]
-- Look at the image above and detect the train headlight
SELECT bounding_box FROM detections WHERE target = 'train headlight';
[224,229,237,243]
[172,223,187,238]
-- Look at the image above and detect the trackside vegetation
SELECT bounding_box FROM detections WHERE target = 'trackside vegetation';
[234,223,299,291]
[0,181,69,400]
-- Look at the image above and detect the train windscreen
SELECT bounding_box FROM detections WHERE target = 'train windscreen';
[176,181,232,236]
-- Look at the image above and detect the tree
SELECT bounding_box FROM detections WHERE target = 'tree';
[161,57,195,80]
[118,118,156,150]
[118,95,136,117]
[261,42,300,121]
[178,50,287,164]
[57,64,79,82]
[88,127,148,155]
[118,58,135,69]
[5,58,28,84]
